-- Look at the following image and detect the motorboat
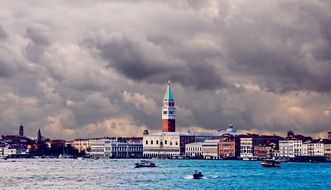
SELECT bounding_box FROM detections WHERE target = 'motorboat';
[134,160,156,168]
[192,170,204,179]
[261,159,281,168]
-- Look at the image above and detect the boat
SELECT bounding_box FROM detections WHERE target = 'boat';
[261,159,281,168]
[192,170,204,179]
[134,160,156,168]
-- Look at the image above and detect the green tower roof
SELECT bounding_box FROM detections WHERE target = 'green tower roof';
[164,81,175,101]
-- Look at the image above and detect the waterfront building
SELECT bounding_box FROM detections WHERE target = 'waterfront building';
[143,132,195,158]
[19,123,24,137]
[0,145,27,158]
[240,137,254,158]
[279,140,302,158]
[90,138,143,158]
[240,134,282,159]
[185,142,203,158]
[302,140,324,156]
[218,134,239,158]
[72,139,90,153]
[202,139,220,159]
[0,135,35,150]
[323,139,331,157]
[162,81,176,132]
[253,143,276,159]
[90,139,112,157]
[104,141,143,158]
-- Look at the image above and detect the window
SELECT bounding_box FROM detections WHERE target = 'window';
[163,111,167,114]
[151,140,153,145]
[169,111,173,114]
[175,141,178,145]
[145,140,148,145]
[156,140,159,144]
[165,140,167,145]
[170,141,172,145]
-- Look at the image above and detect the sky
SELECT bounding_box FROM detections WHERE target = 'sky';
[0,0,331,139]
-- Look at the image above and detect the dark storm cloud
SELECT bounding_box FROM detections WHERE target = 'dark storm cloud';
[84,31,227,90]
[1,0,331,139]
[220,0,331,93]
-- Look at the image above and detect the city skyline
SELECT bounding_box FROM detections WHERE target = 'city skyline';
[1,0,331,139]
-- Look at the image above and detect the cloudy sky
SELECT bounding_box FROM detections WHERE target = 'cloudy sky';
[0,0,331,139]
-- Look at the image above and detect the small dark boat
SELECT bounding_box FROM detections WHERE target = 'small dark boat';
[193,170,204,179]
[261,159,281,168]
[134,160,156,168]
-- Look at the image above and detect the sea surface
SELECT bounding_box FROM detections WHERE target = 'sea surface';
[0,159,330,190]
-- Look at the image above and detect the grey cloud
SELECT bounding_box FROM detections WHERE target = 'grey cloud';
[220,0,331,93]
[0,25,8,39]
[84,31,227,90]
[24,24,51,63]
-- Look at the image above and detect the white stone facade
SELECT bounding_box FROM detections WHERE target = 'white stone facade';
[279,140,302,158]
[90,139,143,158]
[143,132,195,157]
[185,142,203,158]
[240,138,253,158]
[202,140,220,159]
[302,142,324,156]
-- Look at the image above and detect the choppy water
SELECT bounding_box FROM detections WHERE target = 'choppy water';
[0,159,331,190]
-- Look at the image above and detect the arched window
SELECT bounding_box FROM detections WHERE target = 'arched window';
[165,140,167,145]
[151,140,153,145]
[145,140,148,145]
[175,141,178,145]
[156,140,159,144]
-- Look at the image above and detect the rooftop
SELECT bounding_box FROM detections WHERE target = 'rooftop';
[149,132,194,136]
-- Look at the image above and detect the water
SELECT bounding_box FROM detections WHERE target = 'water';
[0,159,331,190]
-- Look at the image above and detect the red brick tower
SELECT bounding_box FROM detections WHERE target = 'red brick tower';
[162,81,176,132]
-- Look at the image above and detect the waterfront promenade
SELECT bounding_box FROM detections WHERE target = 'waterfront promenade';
[1,159,330,190]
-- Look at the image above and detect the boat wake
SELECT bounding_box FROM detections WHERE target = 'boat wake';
[209,175,219,179]
[184,175,207,180]
[184,175,194,180]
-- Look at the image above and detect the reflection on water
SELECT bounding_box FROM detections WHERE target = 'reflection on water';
[0,159,331,190]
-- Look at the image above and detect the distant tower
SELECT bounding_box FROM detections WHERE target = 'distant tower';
[162,81,176,132]
[19,123,24,137]
[37,129,42,144]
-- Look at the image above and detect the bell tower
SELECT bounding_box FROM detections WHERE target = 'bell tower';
[162,81,176,132]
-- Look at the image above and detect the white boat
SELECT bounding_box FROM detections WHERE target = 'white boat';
[134,160,156,168]
[261,159,281,167]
